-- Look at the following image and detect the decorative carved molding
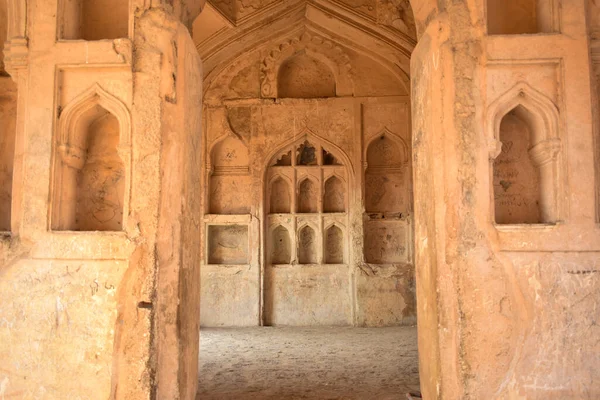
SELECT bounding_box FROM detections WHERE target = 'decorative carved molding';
[486,82,560,160]
[529,138,561,166]
[260,31,354,98]
[4,37,29,79]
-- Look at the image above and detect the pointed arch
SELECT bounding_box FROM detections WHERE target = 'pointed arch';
[487,82,562,224]
[297,176,318,213]
[323,175,346,213]
[264,129,354,176]
[58,84,131,149]
[365,128,410,168]
[297,224,318,264]
[487,82,560,160]
[52,84,131,231]
[269,175,292,214]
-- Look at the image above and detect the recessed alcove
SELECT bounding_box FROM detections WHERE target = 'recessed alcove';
[487,0,557,34]
[277,53,336,98]
[59,0,129,40]
[325,225,344,264]
[365,134,409,214]
[493,108,542,224]
[297,178,318,213]
[52,85,130,232]
[209,136,250,214]
[208,225,249,264]
[53,106,125,231]
[298,225,318,264]
[323,176,345,213]
[270,177,291,214]
[271,225,291,264]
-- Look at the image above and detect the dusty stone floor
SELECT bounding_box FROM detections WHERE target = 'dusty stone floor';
[197,326,420,400]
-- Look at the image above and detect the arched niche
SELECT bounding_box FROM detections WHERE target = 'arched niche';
[493,107,542,224]
[325,225,344,264]
[52,85,130,231]
[269,176,291,214]
[365,132,410,214]
[323,175,345,213]
[277,52,336,99]
[58,0,129,40]
[271,225,291,264]
[298,225,318,264]
[209,135,250,214]
[297,177,318,213]
[488,83,561,225]
[260,32,354,99]
[487,0,558,34]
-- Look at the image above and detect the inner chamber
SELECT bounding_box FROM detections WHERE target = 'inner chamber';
[196,12,418,398]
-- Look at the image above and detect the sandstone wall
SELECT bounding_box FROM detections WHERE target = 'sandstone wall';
[0,1,203,399]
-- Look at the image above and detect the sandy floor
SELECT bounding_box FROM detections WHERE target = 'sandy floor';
[197,326,420,400]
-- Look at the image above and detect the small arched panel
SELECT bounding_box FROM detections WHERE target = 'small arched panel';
[297,178,318,213]
[323,176,345,213]
[271,225,292,264]
[209,136,251,214]
[493,106,542,224]
[325,225,344,264]
[270,176,291,214]
[298,225,318,264]
[52,84,130,232]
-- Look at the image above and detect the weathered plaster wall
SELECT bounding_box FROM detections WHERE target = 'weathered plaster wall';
[412,0,600,398]
[0,1,203,399]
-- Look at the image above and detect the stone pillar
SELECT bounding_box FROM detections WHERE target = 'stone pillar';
[412,0,600,398]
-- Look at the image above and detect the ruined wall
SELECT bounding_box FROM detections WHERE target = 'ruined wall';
[199,29,416,327]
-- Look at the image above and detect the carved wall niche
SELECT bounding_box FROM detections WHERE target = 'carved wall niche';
[269,176,292,214]
[488,83,562,225]
[323,175,345,213]
[209,135,251,214]
[277,53,336,98]
[270,224,292,264]
[487,0,559,34]
[265,135,349,268]
[365,131,409,215]
[325,224,344,264]
[493,109,542,224]
[298,224,318,264]
[297,177,318,213]
[365,221,409,264]
[52,85,130,231]
[208,225,249,264]
[261,32,354,99]
[0,78,17,231]
[58,0,129,40]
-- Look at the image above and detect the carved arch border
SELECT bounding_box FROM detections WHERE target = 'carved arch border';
[260,31,354,98]
[51,83,132,231]
[486,81,564,224]
[264,128,355,176]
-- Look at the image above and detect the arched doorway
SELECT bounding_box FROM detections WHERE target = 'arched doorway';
[194,0,420,397]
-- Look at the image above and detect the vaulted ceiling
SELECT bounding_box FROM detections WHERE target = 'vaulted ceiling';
[192,0,417,82]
